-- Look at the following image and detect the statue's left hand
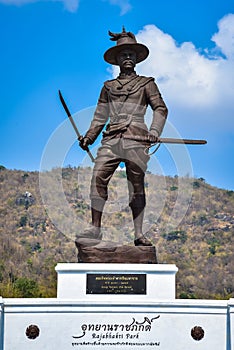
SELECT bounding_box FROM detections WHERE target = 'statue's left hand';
[148,129,159,143]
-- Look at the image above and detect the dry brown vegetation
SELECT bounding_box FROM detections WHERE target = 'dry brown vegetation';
[0,165,233,299]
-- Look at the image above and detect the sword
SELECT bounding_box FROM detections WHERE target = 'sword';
[124,135,207,145]
[58,90,95,163]
[123,135,207,156]
[157,138,206,144]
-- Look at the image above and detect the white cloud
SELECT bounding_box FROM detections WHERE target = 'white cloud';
[212,14,234,60]
[59,0,79,12]
[137,25,218,103]
[0,0,79,12]
[112,14,234,133]
[106,0,132,15]
[135,25,221,108]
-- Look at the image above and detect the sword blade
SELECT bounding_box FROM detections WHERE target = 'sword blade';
[59,90,81,139]
[58,90,95,162]
[159,138,207,145]
[123,135,207,145]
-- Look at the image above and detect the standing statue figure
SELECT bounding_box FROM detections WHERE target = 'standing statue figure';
[79,27,168,246]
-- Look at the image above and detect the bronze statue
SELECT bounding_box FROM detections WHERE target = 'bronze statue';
[78,27,168,246]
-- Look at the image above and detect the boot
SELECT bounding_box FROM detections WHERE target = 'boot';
[131,206,152,246]
[78,198,105,240]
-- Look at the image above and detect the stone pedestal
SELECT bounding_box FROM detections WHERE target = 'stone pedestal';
[55,263,178,300]
[75,242,157,263]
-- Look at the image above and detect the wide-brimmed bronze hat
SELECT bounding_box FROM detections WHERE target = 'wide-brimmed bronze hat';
[104,27,149,65]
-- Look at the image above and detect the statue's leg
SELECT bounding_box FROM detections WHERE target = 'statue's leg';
[125,147,152,246]
[89,144,121,232]
[90,198,105,229]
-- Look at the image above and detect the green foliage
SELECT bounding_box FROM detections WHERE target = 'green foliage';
[163,230,187,243]
[62,166,73,179]
[226,190,234,197]
[0,263,4,282]
[115,170,127,178]
[31,242,42,252]
[13,277,39,297]
[179,292,197,299]
[19,215,28,227]
[198,215,209,225]
[22,173,29,182]
[192,181,200,189]
[206,232,221,256]
[74,201,89,210]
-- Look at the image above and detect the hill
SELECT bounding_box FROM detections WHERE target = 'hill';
[0,166,233,299]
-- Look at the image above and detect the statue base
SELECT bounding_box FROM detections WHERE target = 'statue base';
[0,238,232,350]
[1,264,232,350]
[75,239,157,263]
[55,263,177,300]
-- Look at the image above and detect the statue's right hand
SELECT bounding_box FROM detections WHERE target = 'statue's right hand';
[79,136,90,151]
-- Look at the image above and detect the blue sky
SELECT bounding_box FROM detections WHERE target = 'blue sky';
[0,0,233,190]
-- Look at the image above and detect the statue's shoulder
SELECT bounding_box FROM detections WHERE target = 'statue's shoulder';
[102,76,155,95]
[103,78,117,89]
[104,76,153,83]
[137,75,155,84]
[129,76,155,93]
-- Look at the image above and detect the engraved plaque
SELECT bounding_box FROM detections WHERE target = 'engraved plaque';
[86,273,146,294]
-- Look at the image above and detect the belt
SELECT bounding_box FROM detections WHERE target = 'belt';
[110,114,144,124]
[110,114,129,124]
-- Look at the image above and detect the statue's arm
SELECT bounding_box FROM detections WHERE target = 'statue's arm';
[84,86,109,144]
[146,80,168,137]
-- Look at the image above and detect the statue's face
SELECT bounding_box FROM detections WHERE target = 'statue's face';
[116,48,137,70]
